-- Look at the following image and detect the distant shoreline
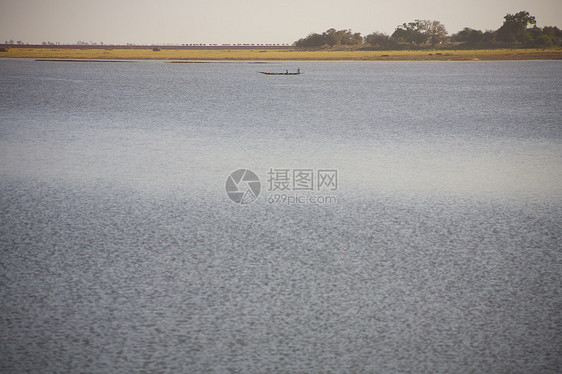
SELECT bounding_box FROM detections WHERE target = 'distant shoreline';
[1,46,562,61]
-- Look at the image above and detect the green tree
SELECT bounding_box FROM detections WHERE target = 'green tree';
[451,27,484,47]
[543,26,562,46]
[481,30,497,46]
[392,21,427,45]
[342,31,363,45]
[534,34,554,47]
[322,28,340,46]
[322,28,362,46]
[526,26,554,47]
[425,20,448,48]
[294,33,325,48]
[364,32,396,49]
[392,20,447,47]
[496,11,536,43]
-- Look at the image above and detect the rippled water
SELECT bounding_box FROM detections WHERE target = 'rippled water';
[1,59,561,373]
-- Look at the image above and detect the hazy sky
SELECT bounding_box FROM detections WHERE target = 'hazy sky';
[1,0,560,44]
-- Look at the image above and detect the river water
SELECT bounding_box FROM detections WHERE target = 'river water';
[1,59,561,373]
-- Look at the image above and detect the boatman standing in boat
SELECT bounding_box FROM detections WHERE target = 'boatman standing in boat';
[297,68,301,74]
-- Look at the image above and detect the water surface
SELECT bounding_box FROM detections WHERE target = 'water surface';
[1,59,561,373]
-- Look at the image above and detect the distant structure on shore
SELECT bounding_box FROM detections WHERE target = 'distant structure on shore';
[1,41,293,48]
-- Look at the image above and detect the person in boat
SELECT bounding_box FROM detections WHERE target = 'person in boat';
[297,68,301,74]
[286,70,289,74]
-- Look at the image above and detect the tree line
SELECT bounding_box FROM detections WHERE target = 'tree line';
[294,11,562,49]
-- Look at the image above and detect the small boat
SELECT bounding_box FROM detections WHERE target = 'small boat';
[259,69,302,75]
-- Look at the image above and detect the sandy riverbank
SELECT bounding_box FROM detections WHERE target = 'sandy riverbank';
[1,46,561,61]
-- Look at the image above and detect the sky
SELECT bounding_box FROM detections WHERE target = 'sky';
[1,0,561,45]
